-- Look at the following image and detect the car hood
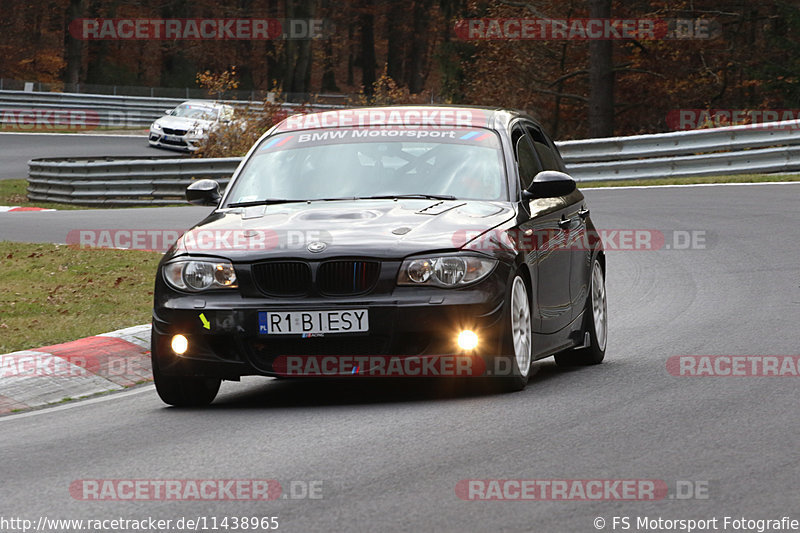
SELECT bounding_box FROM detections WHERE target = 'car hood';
[172,199,516,260]
[153,116,214,130]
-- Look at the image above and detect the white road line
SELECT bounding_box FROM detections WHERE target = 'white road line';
[581,180,800,190]
[0,132,148,138]
[0,385,154,422]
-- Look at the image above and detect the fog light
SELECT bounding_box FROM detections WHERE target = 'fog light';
[171,334,188,355]
[457,330,479,351]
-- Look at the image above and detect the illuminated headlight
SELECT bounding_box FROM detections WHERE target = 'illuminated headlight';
[397,255,497,288]
[151,122,162,131]
[163,260,238,292]
[189,126,206,137]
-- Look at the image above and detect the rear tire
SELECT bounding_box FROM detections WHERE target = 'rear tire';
[555,258,607,367]
[151,331,221,407]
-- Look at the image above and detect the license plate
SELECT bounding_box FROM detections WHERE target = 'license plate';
[163,135,181,142]
[258,310,368,335]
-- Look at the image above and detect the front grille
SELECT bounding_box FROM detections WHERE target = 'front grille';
[317,260,380,295]
[252,261,312,296]
[163,127,188,135]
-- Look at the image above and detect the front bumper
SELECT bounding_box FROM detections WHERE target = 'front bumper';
[152,271,511,379]
[148,130,203,151]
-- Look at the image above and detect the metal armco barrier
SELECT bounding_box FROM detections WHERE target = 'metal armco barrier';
[27,157,242,206]
[0,90,337,129]
[557,119,800,181]
[26,118,800,205]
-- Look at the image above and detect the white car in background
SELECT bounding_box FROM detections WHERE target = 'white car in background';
[148,101,234,151]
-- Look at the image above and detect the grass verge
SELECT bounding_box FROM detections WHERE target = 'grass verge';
[0,179,187,210]
[579,173,800,188]
[0,242,161,353]
[0,179,87,210]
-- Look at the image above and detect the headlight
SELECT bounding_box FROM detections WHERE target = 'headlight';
[163,260,238,292]
[151,122,162,130]
[397,255,497,288]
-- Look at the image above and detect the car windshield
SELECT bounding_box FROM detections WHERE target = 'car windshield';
[171,104,218,120]
[224,127,506,205]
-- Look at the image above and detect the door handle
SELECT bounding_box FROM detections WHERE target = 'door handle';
[558,217,572,228]
[578,207,590,219]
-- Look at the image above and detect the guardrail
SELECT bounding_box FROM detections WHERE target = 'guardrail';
[1,91,184,128]
[557,119,800,181]
[28,157,241,206]
[1,90,339,129]
[26,119,800,205]
[0,78,349,104]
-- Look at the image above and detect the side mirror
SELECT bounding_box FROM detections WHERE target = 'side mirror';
[186,179,221,206]
[524,171,577,199]
[165,109,174,115]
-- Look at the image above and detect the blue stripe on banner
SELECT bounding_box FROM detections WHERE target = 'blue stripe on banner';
[262,137,281,149]
[460,131,480,140]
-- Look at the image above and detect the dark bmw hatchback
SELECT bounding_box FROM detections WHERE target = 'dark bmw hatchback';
[151,106,607,406]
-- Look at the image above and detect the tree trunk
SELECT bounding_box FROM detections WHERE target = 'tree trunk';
[63,0,83,87]
[347,23,355,86]
[588,0,614,137]
[285,0,314,95]
[405,0,433,94]
[359,1,376,96]
[386,0,406,83]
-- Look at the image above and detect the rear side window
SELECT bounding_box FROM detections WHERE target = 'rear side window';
[525,124,561,171]
[511,125,541,190]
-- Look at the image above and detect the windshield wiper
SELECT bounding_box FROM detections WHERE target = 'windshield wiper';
[357,193,457,201]
[228,194,455,207]
[226,199,299,208]
[226,197,359,208]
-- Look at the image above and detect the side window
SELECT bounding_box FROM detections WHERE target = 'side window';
[525,124,560,171]
[511,125,541,190]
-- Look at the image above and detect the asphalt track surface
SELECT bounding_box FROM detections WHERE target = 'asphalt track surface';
[1,183,799,532]
[0,133,179,180]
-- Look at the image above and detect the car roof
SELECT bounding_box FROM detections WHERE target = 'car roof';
[273,105,537,133]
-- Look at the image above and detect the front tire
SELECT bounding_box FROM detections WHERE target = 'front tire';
[492,274,533,391]
[555,258,607,366]
[151,331,221,407]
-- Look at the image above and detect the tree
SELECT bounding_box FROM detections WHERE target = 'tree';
[587,0,613,137]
